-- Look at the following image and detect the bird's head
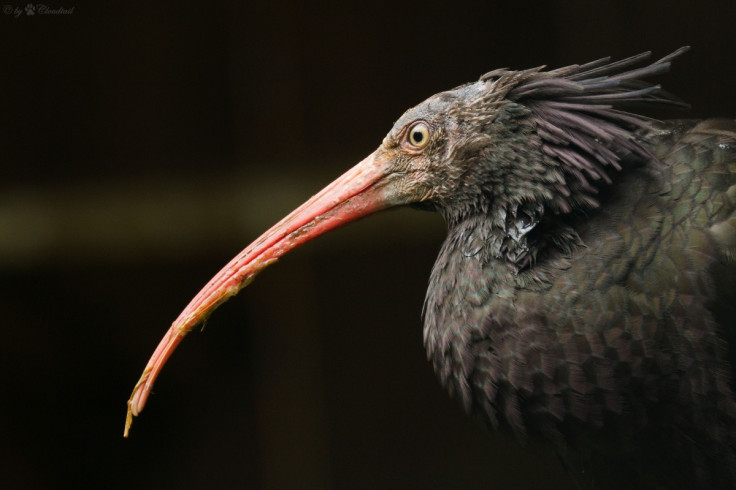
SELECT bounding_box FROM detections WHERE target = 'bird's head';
[369,47,689,226]
[125,48,688,436]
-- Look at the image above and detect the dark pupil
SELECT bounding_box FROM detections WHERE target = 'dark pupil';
[412,130,424,144]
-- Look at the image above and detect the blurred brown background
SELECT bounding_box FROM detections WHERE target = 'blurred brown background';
[2,1,735,488]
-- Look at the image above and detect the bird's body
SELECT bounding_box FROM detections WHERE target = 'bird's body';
[126,48,736,488]
[425,119,736,489]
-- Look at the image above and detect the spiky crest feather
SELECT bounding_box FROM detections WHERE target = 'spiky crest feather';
[482,47,689,214]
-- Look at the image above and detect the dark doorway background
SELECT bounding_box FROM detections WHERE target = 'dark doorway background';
[2,1,735,488]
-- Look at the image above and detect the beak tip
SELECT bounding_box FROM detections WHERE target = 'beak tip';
[124,406,133,438]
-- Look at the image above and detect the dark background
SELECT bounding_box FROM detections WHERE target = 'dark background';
[2,1,735,488]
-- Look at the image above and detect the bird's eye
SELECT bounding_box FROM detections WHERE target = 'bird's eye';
[407,122,430,149]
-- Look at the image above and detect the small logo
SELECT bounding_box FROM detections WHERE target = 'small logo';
[2,3,75,17]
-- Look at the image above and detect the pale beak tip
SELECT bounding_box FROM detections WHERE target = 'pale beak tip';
[124,405,133,438]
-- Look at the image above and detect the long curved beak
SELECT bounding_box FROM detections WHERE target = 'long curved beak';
[125,149,403,437]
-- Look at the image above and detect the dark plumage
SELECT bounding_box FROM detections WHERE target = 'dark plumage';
[127,47,736,489]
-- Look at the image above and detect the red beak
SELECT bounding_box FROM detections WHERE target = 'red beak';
[125,149,403,437]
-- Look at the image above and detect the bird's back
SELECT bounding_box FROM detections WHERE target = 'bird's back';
[424,119,736,489]
[546,118,736,488]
